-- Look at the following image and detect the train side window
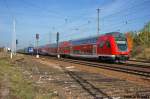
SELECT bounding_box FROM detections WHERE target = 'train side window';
[99,41,104,48]
[106,41,111,48]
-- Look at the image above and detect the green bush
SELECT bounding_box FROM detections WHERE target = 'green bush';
[130,21,150,59]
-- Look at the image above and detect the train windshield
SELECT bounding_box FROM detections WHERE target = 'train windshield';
[114,33,128,51]
[116,41,127,51]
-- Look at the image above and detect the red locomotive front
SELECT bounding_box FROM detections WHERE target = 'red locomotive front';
[69,32,129,61]
[96,32,129,61]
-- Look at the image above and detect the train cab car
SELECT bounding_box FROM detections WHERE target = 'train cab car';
[97,32,129,61]
[69,32,129,61]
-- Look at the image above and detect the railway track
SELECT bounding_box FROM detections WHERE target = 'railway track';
[24,53,150,78]
[122,62,150,68]
[58,58,150,78]
[129,59,150,63]
[39,56,150,98]
[67,57,150,69]
[41,56,150,78]
[19,54,150,98]
[60,65,112,99]
[42,55,150,69]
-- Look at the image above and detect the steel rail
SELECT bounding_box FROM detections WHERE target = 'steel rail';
[58,58,150,78]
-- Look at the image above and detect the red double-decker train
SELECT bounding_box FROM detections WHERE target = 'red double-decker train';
[39,32,130,62]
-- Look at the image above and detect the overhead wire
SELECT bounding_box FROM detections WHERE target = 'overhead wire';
[2,0,150,44]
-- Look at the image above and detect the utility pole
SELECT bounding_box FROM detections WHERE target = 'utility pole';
[97,8,100,35]
[56,32,60,59]
[11,18,16,59]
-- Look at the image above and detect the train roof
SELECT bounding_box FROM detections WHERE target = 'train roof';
[70,32,122,41]
[49,43,57,48]
[106,32,125,37]
[70,32,123,45]
[70,36,98,45]
[39,32,123,48]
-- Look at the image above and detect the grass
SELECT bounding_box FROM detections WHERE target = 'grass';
[0,54,59,99]
[0,57,35,99]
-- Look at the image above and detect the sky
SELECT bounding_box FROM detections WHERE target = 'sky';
[0,0,150,48]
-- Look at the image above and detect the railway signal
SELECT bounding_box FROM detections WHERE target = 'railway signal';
[16,39,18,45]
[16,39,18,52]
[36,33,39,40]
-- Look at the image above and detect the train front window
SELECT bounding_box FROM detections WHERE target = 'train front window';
[116,41,127,51]
[106,41,111,48]
[113,33,128,51]
[99,41,104,48]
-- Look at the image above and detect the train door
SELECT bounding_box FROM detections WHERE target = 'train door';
[103,41,111,55]
[70,45,73,55]
[93,45,97,55]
